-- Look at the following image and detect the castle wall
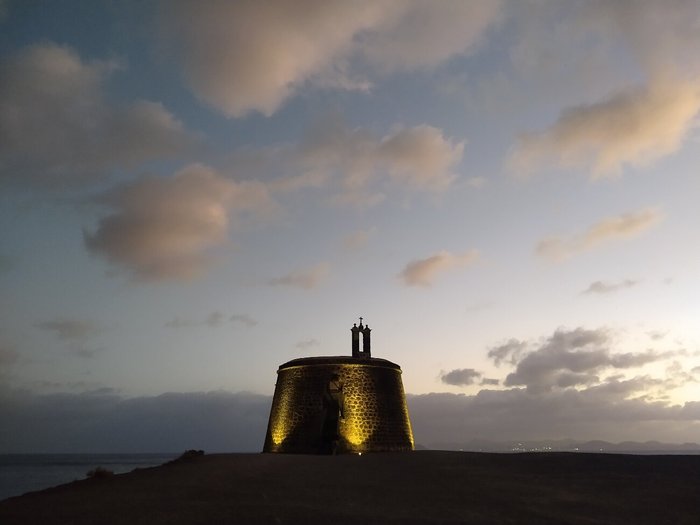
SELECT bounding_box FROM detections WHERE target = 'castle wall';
[263,357,414,454]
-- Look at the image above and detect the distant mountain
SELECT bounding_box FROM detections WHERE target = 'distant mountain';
[426,439,700,453]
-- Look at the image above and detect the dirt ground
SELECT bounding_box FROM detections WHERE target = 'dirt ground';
[1,451,699,524]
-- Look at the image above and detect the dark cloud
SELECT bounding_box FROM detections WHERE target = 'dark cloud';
[164,317,197,329]
[35,319,101,342]
[1,377,699,453]
[205,312,224,327]
[440,368,482,386]
[487,339,528,366]
[582,279,639,295]
[0,389,270,453]
[502,328,672,393]
[407,383,700,446]
[647,330,668,341]
[0,343,18,368]
[480,378,499,386]
[35,318,102,359]
[229,314,258,328]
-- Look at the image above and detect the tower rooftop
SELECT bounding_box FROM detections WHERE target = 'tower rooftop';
[278,355,401,371]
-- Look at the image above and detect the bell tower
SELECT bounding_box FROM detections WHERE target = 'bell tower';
[352,317,371,358]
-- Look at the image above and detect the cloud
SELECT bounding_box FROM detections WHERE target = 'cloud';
[1,386,698,453]
[536,208,662,261]
[35,319,102,359]
[35,319,101,342]
[501,327,672,393]
[296,339,320,350]
[511,79,700,177]
[480,378,500,386]
[160,1,501,117]
[0,389,270,453]
[204,312,224,327]
[166,312,257,329]
[0,343,18,368]
[408,387,700,446]
[0,43,194,190]
[217,118,464,206]
[487,339,528,367]
[229,314,258,328]
[268,262,330,290]
[648,331,668,341]
[298,120,465,200]
[441,368,482,387]
[342,227,376,251]
[580,1,700,77]
[582,279,639,295]
[84,164,272,281]
[399,250,479,287]
[164,317,197,329]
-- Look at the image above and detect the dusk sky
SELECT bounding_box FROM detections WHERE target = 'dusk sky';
[2,0,700,452]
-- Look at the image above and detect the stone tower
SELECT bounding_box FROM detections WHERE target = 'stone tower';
[263,319,414,454]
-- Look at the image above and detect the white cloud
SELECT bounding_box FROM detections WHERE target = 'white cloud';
[85,164,272,281]
[581,279,639,295]
[399,250,479,287]
[0,43,194,189]
[511,79,700,177]
[268,262,330,290]
[536,208,662,262]
[298,120,465,200]
[160,1,501,117]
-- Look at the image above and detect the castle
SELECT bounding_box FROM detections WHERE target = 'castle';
[263,319,414,454]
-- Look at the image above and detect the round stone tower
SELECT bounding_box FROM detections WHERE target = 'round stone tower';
[263,320,414,454]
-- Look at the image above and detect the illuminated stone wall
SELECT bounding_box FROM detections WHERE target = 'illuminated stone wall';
[263,356,414,453]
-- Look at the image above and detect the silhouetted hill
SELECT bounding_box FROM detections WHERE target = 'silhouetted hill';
[1,451,699,524]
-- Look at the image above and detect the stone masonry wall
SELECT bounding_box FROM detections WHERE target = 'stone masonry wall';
[264,358,414,453]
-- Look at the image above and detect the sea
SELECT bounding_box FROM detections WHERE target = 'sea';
[0,453,179,501]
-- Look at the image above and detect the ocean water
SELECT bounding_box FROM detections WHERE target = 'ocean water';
[0,453,178,501]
